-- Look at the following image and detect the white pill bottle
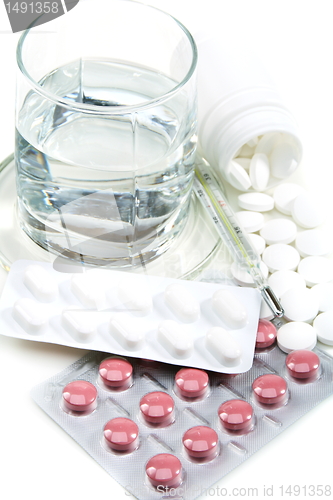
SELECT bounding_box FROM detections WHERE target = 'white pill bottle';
[196,32,303,191]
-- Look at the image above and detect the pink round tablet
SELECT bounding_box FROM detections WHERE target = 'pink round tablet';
[140,391,175,426]
[103,417,139,453]
[99,357,133,390]
[218,399,254,431]
[62,380,97,413]
[252,374,288,406]
[286,350,320,381]
[146,453,182,489]
[174,368,209,399]
[255,319,277,349]
[182,426,218,460]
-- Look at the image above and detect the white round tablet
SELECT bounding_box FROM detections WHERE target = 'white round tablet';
[291,193,323,229]
[259,218,297,245]
[311,283,333,312]
[262,244,300,272]
[233,157,251,171]
[270,143,298,179]
[235,211,265,233]
[268,270,306,299]
[249,153,270,191]
[231,261,268,286]
[248,233,266,255]
[273,183,306,216]
[277,322,317,353]
[280,287,319,322]
[255,132,281,156]
[238,143,255,158]
[295,229,333,257]
[229,160,252,190]
[246,136,259,148]
[297,256,333,287]
[313,311,333,345]
[238,193,274,212]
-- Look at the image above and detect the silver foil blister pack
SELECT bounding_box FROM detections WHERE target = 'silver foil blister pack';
[0,259,261,373]
[32,345,333,500]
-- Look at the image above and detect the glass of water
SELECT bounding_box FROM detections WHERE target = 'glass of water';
[15,0,197,266]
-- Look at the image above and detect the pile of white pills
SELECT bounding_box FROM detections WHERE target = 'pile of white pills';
[231,175,333,353]
[229,133,299,192]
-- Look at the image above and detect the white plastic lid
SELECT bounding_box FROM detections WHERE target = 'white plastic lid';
[196,32,303,191]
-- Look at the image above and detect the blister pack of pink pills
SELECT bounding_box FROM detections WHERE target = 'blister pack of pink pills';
[0,260,261,373]
[32,344,333,500]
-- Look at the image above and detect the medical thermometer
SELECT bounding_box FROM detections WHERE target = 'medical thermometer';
[194,159,284,318]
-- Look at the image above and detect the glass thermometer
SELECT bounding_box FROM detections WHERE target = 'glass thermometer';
[194,158,284,318]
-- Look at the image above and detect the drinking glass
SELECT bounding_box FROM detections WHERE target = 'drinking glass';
[15,0,197,266]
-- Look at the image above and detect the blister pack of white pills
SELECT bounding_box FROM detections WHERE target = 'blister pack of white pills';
[31,343,333,500]
[0,260,261,373]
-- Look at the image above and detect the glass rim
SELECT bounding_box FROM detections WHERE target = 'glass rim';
[16,0,197,115]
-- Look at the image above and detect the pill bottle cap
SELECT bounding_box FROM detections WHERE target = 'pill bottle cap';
[196,31,303,191]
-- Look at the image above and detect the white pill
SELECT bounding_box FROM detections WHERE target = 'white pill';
[211,289,248,329]
[291,193,323,229]
[234,146,242,157]
[62,310,96,343]
[297,256,333,287]
[235,211,265,233]
[164,283,200,323]
[231,261,268,287]
[233,157,251,171]
[118,278,152,316]
[259,218,297,245]
[280,287,319,322]
[273,183,306,216]
[270,143,298,179]
[229,160,252,190]
[206,327,242,366]
[249,153,270,191]
[24,265,58,302]
[238,143,255,158]
[248,234,266,255]
[71,274,105,309]
[295,229,333,257]
[158,320,193,358]
[277,322,317,353]
[262,244,300,272]
[311,283,333,312]
[238,192,274,212]
[268,270,306,299]
[12,298,48,334]
[246,136,259,148]
[109,313,145,350]
[260,298,274,320]
[313,311,333,345]
[255,132,281,156]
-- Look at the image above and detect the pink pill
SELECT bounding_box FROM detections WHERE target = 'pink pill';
[182,426,218,461]
[255,319,277,348]
[286,349,320,381]
[174,368,209,399]
[140,391,175,426]
[252,374,288,406]
[103,417,139,453]
[218,399,254,431]
[62,380,97,414]
[99,357,133,390]
[146,453,182,489]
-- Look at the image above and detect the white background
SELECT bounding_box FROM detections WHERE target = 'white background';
[0,1,333,499]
